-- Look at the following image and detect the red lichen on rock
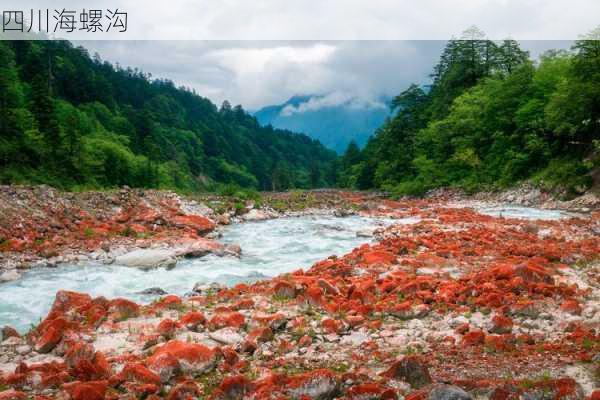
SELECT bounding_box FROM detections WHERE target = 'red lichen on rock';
[62,380,107,400]
[146,340,218,381]
[209,312,245,330]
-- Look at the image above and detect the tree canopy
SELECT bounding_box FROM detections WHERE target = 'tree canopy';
[0,40,337,192]
[338,28,599,196]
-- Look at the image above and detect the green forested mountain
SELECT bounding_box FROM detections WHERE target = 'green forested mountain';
[338,28,600,196]
[0,40,336,192]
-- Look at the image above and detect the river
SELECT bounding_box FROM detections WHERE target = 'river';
[0,206,570,332]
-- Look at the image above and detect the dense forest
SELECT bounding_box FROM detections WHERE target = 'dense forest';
[0,40,337,192]
[1,32,598,197]
[338,27,600,196]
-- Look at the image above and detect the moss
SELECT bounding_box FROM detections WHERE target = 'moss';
[120,226,135,237]
[84,227,95,238]
[272,294,292,304]
[196,369,224,396]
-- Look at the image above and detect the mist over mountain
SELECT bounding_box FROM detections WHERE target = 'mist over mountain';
[254,94,391,153]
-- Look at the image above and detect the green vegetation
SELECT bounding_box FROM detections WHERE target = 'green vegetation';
[338,27,600,197]
[0,40,336,192]
[2,32,598,197]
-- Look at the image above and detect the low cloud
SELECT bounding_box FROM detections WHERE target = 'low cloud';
[280,92,387,116]
[77,40,571,110]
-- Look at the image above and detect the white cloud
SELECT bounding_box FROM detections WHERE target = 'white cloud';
[280,92,387,116]
[76,40,571,110]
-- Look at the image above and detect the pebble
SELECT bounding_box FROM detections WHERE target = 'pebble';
[15,345,31,355]
[208,328,244,345]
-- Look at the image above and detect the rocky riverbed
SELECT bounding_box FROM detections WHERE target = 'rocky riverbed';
[0,186,599,400]
[0,214,404,332]
[0,186,381,281]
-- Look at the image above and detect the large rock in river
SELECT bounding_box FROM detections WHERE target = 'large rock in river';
[114,248,178,270]
[114,237,224,270]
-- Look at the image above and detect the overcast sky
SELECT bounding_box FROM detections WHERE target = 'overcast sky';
[76,40,572,110]
[3,0,591,109]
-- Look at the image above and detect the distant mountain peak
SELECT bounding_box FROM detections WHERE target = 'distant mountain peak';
[254,94,391,153]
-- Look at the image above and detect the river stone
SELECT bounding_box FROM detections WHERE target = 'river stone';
[340,331,369,346]
[356,229,373,238]
[0,269,21,282]
[139,287,168,295]
[243,209,270,221]
[1,326,20,341]
[15,345,31,355]
[225,244,242,257]
[428,385,472,400]
[208,328,244,345]
[114,248,177,270]
[192,282,225,294]
[174,240,221,258]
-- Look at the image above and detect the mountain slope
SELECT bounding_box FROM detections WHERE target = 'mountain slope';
[254,94,390,153]
[0,41,336,191]
[337,35,599,195]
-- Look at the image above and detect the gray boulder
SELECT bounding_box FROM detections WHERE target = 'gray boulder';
[428,385,472,400]
[114,248,177,270]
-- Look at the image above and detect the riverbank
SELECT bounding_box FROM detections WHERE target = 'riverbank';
[0,186,387,281]
[0,214,399,332]
[0,192,597,399]
[1,184,598,283]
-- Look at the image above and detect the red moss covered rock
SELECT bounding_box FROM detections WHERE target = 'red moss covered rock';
[321,318,343,334]
[347,383,397,400]
[34,317,67,353]
[252,312,287,330]
[172,215,215,234]
[209,312,245,330]
[318,279,340,295]
[484,334,515,352]
[560,299,582,315]
[64,342,109,380]
[154,295,183,310]
[63,380,108,400]
[363,250,397,265]
[157,318,179,338]
[0,390,27,400]
[147,340,218,381]
[211,375,253,400]
[179,311,206,331]
[1,326,20,341]
[489,315,513,334]
[107,298,140,320]
[346,315,366,328]
[64,342,95,369]
[49,290,92,316]
[110,363,161,387]
[522,378,583,400]
[272,281,296,298]
[248,327,274,343]
[462,330,485,346]
[304,285,325,306]
[166,380,202,400]
[286,369,339,400]
[513,264,554,285]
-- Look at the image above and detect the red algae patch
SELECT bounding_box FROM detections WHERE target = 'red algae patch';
[0,195,598,399]
[146,340,218,380]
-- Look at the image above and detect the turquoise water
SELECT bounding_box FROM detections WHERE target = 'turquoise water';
[0,215,401,332]
[0,205,568,332]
